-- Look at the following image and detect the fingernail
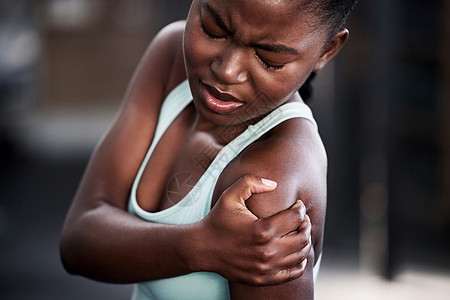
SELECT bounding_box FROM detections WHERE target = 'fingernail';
[261,178,277,188]
[299,202,306,216]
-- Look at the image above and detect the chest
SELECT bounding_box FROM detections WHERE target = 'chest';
[136,109,223,212]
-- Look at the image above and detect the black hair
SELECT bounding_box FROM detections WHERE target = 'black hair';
[298,72,316,103]
[301,0,359,39]
[298,0,358,102]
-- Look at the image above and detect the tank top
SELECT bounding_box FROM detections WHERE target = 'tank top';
[128,79,321,300]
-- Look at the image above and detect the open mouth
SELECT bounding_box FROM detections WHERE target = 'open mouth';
[201,83,244,114]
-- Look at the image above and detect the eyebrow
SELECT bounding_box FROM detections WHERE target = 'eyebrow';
[202,2,299,56]
[254,43,299,55]
[202,2,230,33]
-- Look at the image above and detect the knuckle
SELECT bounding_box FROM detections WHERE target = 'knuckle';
[254,221,274,244]
[298,247,309,260]
[298,225,311,242]
[294,250,304,262]
[278,268,300,284]
[298,257,308,273]
[298,253,307,266]
[251,275,266,286]
[299,263,307,274]
[256,248,275,263]
[241,173,256,185]
[303,214,311,227]
[256,230,272,245]
[285,269,297,282]
[258,262,271,275]
[298,201,306,216]
[295,266,306,279]
[293,201,306,220]
[255,264,272,281]
[299,232,310,248]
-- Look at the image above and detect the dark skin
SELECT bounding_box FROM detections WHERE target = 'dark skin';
[60,0,349,297]
[182,0,348,297]
[61,20,309,286]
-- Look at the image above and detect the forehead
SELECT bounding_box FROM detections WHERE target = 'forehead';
[202,0,323,48]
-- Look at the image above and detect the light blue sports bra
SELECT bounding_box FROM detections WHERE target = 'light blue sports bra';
[128,79,321,300]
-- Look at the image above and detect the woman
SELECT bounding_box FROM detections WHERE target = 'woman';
[60,0,358,299]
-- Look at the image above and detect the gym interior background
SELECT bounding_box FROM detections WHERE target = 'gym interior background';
[1,0,449,299]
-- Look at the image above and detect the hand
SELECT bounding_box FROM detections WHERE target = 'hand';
[195,174,312,285]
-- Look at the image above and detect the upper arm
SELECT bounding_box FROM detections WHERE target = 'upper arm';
[213,117,327,299]
[67,21,187,216]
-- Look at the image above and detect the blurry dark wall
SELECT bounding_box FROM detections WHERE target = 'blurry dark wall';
[0,0,449,299]
[320,0,450,276]
[0,1,191,299]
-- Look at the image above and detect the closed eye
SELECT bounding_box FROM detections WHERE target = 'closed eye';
[201,23,226,40]
[255,53,285,70]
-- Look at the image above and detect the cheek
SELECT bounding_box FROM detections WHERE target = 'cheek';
[256,66,307,104]
[183,28,197,73]
[183,27,214,77]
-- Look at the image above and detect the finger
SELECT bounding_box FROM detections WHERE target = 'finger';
[222,174,277,205]
[261,200,307,237]
[275,236,312,270]
[298,214,311,233]
[267,217,311,261]
[263,258,309,285]
[285,215,312,249]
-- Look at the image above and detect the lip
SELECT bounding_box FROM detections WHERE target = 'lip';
[201,82,244,114]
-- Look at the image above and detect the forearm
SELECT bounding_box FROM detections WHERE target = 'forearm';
[229,251,315,300]
[60,203,200,283]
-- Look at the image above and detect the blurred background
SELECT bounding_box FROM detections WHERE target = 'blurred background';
[0,0,449,299]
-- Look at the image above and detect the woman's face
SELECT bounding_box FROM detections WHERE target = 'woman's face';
[183,0,330,127]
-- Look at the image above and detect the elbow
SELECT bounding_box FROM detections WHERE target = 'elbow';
[59,229,81,276]
[59,199,103,276]
[59,214,92,277]
[60,252,78,276]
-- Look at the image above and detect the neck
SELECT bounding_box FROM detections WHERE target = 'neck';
[193,112,269,145]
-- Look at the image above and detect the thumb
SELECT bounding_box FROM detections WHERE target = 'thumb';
[222,174,277,206]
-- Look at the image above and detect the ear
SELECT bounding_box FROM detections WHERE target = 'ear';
[313,28,349,72]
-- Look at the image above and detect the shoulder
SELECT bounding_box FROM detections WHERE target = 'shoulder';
[131,20,187,99]
[216,114,327,207]
[150,21,187,94]
[155,20,186,43]
[101,21,188,175]
[213,112,327,245]
[116,21,187,123]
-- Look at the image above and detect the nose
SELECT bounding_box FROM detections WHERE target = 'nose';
[211,45,248,85]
